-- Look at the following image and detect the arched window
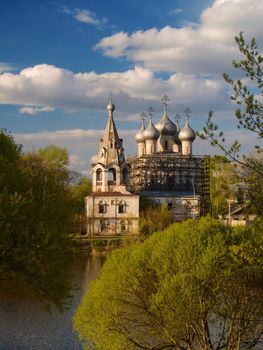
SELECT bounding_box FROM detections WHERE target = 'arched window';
[120,220,127,232]
[164,140,168,151]
[96,169,102,182]
[100,147,106,158]
[100,219,109,232]
[118,200,126,214]
[98,200,107,214]
[108,168,116,184]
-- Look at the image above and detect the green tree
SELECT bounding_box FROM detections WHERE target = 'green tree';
[139,203,174,235]
[199,32,263,177]
[236,152,263,215]
[74,217,263,350]
[38,144,69,167]
[209,156,240,218]
[0,131,76,308]
[70,174,92,234]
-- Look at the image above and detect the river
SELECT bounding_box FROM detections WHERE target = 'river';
[0,254,104,350]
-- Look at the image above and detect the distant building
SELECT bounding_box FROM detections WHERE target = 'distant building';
[85,97,210,235]
[220,203,257,226]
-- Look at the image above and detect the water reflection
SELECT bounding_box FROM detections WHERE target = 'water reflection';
[0,254,104,350]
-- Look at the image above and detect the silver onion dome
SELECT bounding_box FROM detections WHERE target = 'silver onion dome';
[143,120,160,140]
[135,122,145,143]
[107,100,115,112]
[178,120,196,142]
[155,111,177,136]
[174,130,182,145]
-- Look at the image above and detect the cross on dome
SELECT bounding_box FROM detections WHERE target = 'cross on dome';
[147,106,155,121]
[162,94,169,111]
[184,107,191,121]
[139,112,147,125]
[174,113,181,127]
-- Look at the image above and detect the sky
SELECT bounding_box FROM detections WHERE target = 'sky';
[0,0,262,175]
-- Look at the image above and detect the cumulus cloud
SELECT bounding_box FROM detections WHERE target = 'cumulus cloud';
[19,106,55,115]
[95,0,263,74]
[58,6,108,27]
[0,64,228,116]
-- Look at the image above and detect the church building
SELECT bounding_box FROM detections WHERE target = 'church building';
[85,100,140,235]
[85,96,210,236]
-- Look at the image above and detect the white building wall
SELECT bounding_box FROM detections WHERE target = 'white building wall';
[143,195,200,221]
[181,141,192,156]
[85,194,139,235]
[145,140,156,155]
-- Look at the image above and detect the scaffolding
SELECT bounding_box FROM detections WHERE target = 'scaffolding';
[128,153,211,216]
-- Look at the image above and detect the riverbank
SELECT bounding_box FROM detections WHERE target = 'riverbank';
[76,234,145,255]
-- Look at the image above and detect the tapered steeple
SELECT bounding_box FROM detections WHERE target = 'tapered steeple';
[98,99,125,166]
[92,98,130,193]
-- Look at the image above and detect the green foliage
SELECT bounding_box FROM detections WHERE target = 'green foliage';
[209,156,238,217]
[0,131,78,308]
[74,217,263,350]
[71,175,92,213]
[199,32,263,177]
[139,203,174,235]
[70,174,92,234]
[237,153,263,215]
[38,144,69,167]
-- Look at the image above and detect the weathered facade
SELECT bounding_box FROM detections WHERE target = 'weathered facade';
[85,100,140,235]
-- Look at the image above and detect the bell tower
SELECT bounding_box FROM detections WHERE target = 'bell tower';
[92,99,130,193]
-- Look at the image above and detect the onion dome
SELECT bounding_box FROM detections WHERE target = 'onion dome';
[143,120,159,140]
[155,111,177,136]
[135,122,145,143]
[178,120,196,142]
[174,130,182,145]
[107,100,115,112]
[173,120,181,145]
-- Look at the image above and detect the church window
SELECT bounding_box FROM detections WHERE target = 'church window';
[108,168,116,183]
[118,200,126,214]
[98,200,107,214]
[100,219,109,232]
[101,147,106,158]
[164,140,168,150]
[120,220,127,232]
[96,169,102,182]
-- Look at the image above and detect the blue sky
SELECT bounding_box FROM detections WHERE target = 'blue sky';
[0,0,262,174]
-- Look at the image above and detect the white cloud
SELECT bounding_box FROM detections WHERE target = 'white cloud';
[169,8,183,15]
[0,64,228,116]
[95,0,263,74]
[19,106,55,115]
[57,6,108,27]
